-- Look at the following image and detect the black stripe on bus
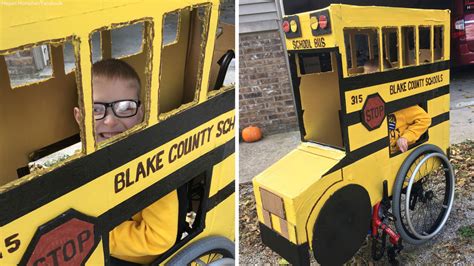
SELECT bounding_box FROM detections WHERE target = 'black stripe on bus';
[207,180,235,212]
[325,111,450,175]
[341,60,449,91]
[431,112,450,127]
[344,85,450,126]
[0,89,235,226]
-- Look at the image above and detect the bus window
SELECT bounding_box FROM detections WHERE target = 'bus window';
[434,26,444,61]
[419,26,432,63]
[344,28,380,75]
[91,31,102,63]
[297,52,343,149]
[5,44,53,88]
[382,27,399,70]
[208,23,235,94]
[402,26,416,66]
[111,22,144,59]
[163,11,179,46]
[63,40,76,74]
[89,20,152,147]
[158,5,211,117]
[0,39,83,186]
[297,52,332,74]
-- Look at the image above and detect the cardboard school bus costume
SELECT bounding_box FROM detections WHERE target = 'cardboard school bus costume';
[253,4,455,265]
[0,0,235,265]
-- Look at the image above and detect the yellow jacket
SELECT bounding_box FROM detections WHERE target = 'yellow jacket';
[388,106,431,152]
[109,190,179,264]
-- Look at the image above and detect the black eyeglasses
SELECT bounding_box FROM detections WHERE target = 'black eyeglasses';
[93,100,141,120]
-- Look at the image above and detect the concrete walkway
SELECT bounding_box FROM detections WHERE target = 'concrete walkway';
[239,68,474,183]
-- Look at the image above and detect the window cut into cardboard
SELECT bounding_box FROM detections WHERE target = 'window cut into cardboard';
[163,12,179,46]
[344,31,353,69]
[91,31,102,63]
[111,22,144,58]
[344,28,380,75]
[63,41,76,74]
[89,21,152,148]
[382,27,399,70]
[159,5,211,116]
[388,104,429,157]
[0,39,83,187]
[434,26,444,61]
[5,44,53,88]
[297,52,332,75]
[419,26,431,64]
[402,26,416,66]
[208,24,235,93]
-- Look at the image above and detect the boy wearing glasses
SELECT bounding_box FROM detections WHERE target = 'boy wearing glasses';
[74,59,178,264]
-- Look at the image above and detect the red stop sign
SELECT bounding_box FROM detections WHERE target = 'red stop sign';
[361,94,386,131]
[21,210,98,266]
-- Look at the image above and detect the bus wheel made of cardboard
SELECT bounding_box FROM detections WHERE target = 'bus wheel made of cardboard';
[165,236,235,266]
[392,144,455,245]
[312,184,371,265]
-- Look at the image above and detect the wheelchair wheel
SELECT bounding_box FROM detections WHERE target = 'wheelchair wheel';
[392,144,455,245]
[165,236,235,266]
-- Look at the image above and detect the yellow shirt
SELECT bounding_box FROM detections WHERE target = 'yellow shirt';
[388,106,431,153]
[109,190,179,264]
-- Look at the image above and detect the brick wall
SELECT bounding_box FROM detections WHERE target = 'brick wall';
[239,30,298,135]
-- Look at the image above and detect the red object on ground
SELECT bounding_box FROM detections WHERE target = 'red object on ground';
[242,126,262,143]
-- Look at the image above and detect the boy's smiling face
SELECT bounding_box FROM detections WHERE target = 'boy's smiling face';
[92,76,143,143]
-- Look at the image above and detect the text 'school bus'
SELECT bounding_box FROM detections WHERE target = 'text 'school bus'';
[0,0,235,265]
[253,4,455,265]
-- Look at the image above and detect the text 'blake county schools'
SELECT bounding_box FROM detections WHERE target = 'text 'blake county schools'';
[389,74,443,95]
[114,116,235,193]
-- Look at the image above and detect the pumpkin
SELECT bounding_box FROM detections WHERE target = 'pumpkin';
[242,125,262,142]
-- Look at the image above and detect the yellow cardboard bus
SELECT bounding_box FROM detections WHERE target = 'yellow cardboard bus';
[0,0,235,265]
[253,4,454,264]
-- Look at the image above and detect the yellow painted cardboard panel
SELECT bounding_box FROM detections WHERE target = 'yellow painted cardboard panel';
[347,118,387,151]
[209,153,235,197]
[254,145,342,199]
[428,94,450,118]
[85,240,105,265]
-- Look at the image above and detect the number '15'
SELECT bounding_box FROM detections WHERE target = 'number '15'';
[0,233,21,259]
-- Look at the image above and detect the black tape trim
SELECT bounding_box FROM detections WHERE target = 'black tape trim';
[325,137,389,175]
[207,180,235,212]
[344,85,450,126]
[431,112,450,127]
[341,60,449,91]
[259,222,310,266]
[0,89,234,226]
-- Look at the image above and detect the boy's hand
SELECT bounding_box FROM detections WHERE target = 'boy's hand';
[397,137,408,152]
